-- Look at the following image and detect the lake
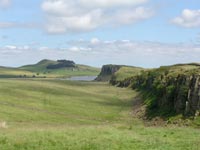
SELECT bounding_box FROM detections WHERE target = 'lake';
[65,76,97,81]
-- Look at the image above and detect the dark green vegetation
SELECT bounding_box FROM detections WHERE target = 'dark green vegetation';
[46,60,75,69]
[109,63,200,120]
[0,79,200,150]
[0,59,100,78]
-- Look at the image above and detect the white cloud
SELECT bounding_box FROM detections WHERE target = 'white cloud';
[114,7,154,25]
[41,0,153,34]
[69,46,81,52]
[79,0,148,8]
[1,39,199,68]
[90,38,100,45]
[0,0,11,8]
[66,39,200,67]
[0,21,41,29]
[5,45,17,50]
[172,9,200,28]
[0,22,15,28]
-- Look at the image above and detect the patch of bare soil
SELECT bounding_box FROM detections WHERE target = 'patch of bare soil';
[132,95,167,127]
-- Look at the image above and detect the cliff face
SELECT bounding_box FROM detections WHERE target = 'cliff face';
[187,75,200,116]
[95,65,122,81]
[110,64,200,117]
[46,60,75,69]
[132,73,200,116]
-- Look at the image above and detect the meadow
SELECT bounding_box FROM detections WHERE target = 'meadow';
[0,79,199,149]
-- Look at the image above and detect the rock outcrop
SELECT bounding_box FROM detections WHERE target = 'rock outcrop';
[46,60,75,69]
[110,64,200,117]
[132,73,200,116]
[95,65,122,81]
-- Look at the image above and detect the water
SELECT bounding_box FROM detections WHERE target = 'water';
[65,76,97,81]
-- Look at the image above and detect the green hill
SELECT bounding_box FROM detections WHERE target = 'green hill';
[19,59,59,72]
[19,59,100,78]
[0,59,100,78]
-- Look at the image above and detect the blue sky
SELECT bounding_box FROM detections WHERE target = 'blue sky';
[0,0,200,67]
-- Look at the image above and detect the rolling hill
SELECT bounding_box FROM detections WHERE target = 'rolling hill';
[0,59,100,78]
[19,59,100,78]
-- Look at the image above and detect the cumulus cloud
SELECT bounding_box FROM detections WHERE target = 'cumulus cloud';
[1,39,199,68]
[172,9,200,28]
[0,22,15,28]
[0,0,11,8]
[41,0,154,34]
[90,38,100,45]
[65,39,200,67]
[79,0,148,8]
[0,21,41,29]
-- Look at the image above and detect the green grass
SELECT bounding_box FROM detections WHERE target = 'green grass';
[113,66,143,81]
[0,79,135,125]
[0,67,39,78]
[0,79,199,149]
[1,126,200,150]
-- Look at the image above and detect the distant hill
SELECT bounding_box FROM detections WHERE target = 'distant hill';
[0,59,100,78]
[19,59,100,78]
[19,59,60,72]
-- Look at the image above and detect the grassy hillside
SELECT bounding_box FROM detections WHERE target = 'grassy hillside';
[0,66,41,78]
[19,59,100,78]
[0,60,100,79]
[0,79,135,125]
[0,79,199,149]
[112,66,144,81]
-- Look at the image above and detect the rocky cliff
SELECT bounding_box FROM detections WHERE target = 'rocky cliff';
[110,64,200,117]
[95,65,122,81]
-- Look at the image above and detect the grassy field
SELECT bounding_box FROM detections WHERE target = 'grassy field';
[0,67,37,78]
[0,79,199,149]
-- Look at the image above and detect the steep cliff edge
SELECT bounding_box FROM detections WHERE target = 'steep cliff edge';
[95,65,143,82]
[95,65,122,81]
[110,63,200,117]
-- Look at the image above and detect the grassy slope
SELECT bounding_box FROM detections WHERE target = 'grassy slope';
[113,66,144,81]
[0,67,38,78]
[156,63,200,75]
[19,59,100,78]
[0,79,199,149]
[113,63,200,83]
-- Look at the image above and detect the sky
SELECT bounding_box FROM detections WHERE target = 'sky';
[0,0,200,68]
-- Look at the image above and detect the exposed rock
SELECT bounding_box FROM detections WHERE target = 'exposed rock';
[95,65,122,81]
[46,60,75,69]
[110,64,200,117]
